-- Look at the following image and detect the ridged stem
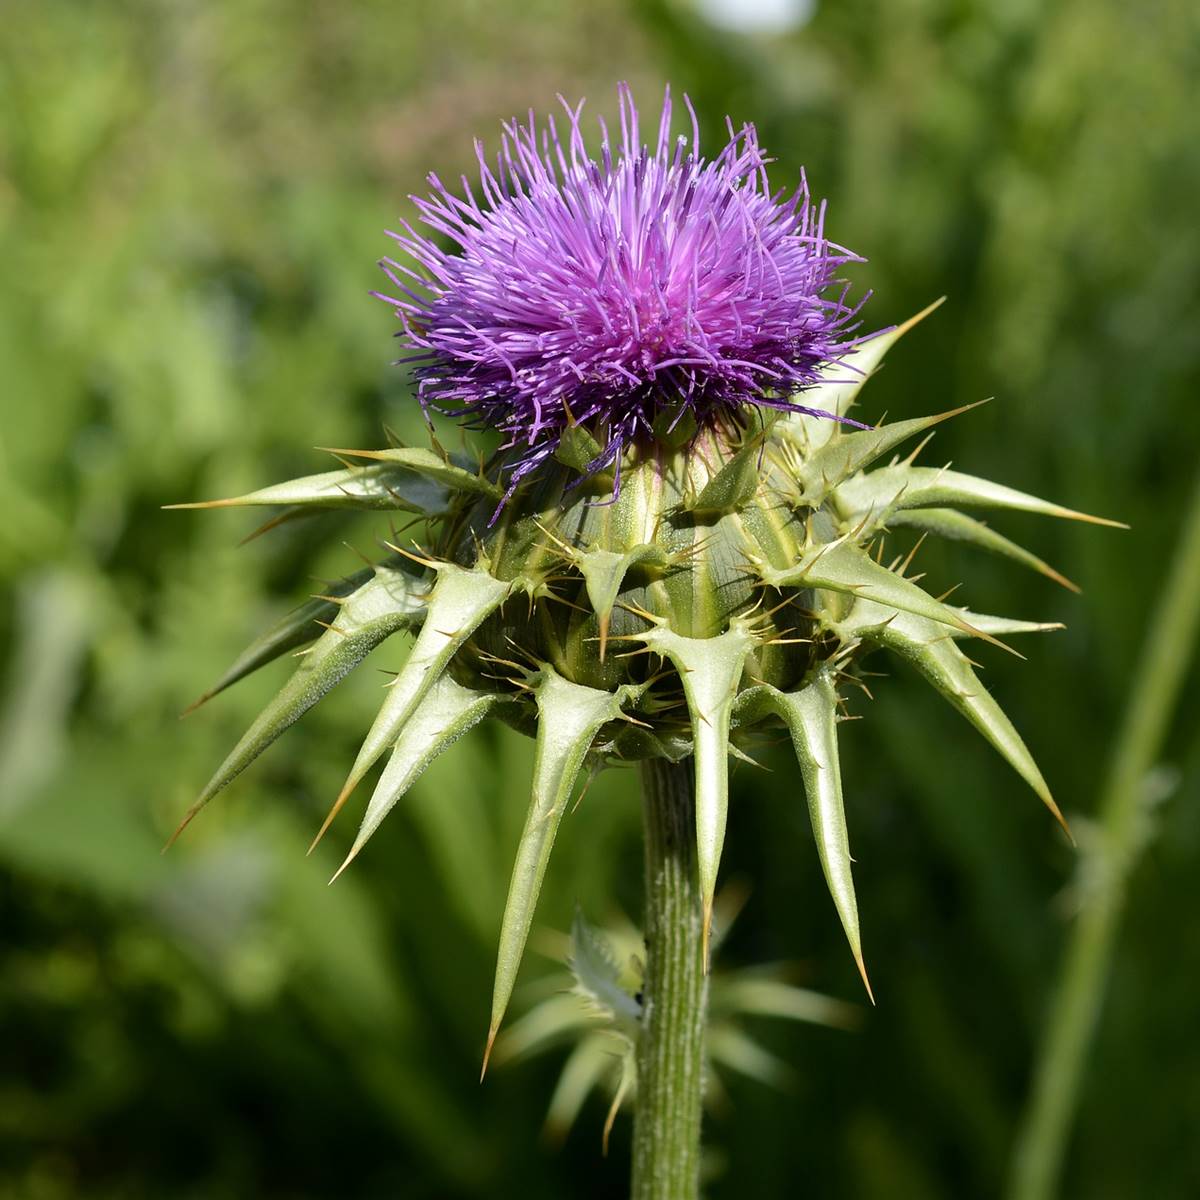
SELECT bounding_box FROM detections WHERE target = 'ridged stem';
[632,758,707,1200]
[1008,472,1200,1200]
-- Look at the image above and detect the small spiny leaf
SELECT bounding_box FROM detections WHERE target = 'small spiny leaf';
[885,507,1080,591]
[779,299,946,445]
[836,464,1127,528]
[638,621,757,964]
[333,563,511,814]
[686,436,763,515]
[324,673,507,868]
[789,403,984,504]
[487,669,628,1062]
[165,461,447,514]
[182,568,373,715]
[760,539,1003,647]
[574,545,668,660]
[739,671,872,1000]
[168,566,429,845]
[838,598,1070,837]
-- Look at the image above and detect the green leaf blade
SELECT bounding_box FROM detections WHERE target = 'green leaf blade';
[717,973,859,1030]
[687,437,762,515]
[568,909,641,1026]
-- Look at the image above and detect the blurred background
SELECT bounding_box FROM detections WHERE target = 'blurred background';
[2,0,1197,1196]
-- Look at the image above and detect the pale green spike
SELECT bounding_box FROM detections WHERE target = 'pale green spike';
[835,463,1126,528]
[750,672,872,1000]
[639,622,756,965]
[183,568,374,715]
[949,610,1064,639]
[165,461,447,514]
[486,669,627,1066]
[183,562,428,714]
[838,599,1070,836]
[789,403,983,503]
[760,538,998,645]
[316,445,500,498]
[168,566,429,845]
[333,564,511,813]
[782,299,945,446]
[326,674,506,873]
[575,545,667,659]
[886,507,1080,592]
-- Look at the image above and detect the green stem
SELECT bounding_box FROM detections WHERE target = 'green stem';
[632,757,708,1200]
[1008,473,1200,1200]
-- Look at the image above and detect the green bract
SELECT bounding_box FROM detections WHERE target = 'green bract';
[171,305,1121,1054]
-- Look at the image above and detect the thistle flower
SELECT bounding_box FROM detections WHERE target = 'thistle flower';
[376,84,866,494]
[170,86,1121,1117]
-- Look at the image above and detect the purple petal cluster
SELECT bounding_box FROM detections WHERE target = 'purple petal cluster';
[377,84,869,493]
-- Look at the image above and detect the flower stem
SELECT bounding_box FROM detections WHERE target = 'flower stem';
[632,758,708,1200]
[1008,472,1200,1200]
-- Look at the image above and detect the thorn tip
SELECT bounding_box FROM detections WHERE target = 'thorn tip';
[855,950,876,1006]
[481,1026,498,1082]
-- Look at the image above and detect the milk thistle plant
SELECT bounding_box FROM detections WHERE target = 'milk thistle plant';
[172,85,1117,1199]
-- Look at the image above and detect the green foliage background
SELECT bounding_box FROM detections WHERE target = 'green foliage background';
[1,1,1197,1196]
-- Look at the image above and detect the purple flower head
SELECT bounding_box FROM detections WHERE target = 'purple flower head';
[377,84,870,495]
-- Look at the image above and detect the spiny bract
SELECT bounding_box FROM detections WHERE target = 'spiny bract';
[169,304,1120,1055]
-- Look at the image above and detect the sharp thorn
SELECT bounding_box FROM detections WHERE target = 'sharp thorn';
[238,510,298,545]
[328,844,359,885]
[480,1026,498,1082]
[855,950,876,1006]
[162,806,199,852]
[162,497,241,511]
[309,784,356,854]
[1048,797,1074,846]
[178,692,213,719]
